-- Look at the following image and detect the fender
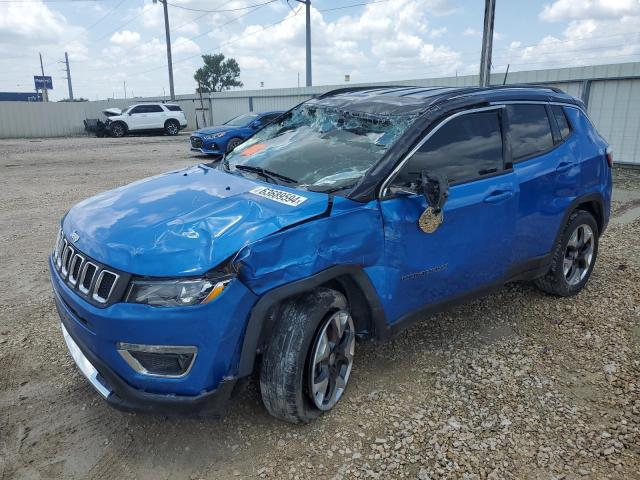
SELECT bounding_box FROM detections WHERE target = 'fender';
[554,192,606,243]
[236,264,386,377]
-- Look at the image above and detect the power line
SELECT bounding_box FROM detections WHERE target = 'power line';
[166,0,277,13]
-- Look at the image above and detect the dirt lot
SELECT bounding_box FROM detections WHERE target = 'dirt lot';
[0,135,638,480]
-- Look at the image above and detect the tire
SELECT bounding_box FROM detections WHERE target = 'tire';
[226,137,243,153]
[110,122,126,138]
[534,210,599,297]
[259,288,355,424]
[164,119,180,136]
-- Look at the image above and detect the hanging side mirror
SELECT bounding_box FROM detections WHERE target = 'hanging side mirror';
[420,170,449,213]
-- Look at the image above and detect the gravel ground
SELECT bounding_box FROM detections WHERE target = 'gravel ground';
[0,136,638,480]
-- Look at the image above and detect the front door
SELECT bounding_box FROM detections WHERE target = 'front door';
[379,107,519,323]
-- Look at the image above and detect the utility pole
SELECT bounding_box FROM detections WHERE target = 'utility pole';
[39,53,49,102]
[479,0,496,87]
[60,52,74,101]
[293,0,311,86]
[123,80,127,99]
[154,0,175,100]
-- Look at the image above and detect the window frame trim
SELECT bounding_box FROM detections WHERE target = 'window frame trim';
[379,104,507,199]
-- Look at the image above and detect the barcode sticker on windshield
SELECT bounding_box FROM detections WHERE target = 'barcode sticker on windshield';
[250,187,307,207]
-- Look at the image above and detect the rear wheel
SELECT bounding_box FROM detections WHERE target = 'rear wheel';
[110,122,126,138]
[164,119,180,136]
[226,137,243,152]
[534,210,599,296]
[259,288,355,423]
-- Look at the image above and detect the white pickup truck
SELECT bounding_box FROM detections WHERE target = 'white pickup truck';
[103,103,188,137]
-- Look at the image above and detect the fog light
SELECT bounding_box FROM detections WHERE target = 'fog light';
[117,343,197,378]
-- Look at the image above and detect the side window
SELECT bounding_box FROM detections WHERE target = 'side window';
[146,105,164,113]
[395,110,504,186]
[551,105,571,141]
[506,104,554,161]
[166,105,182,112]
[129,106,145,114]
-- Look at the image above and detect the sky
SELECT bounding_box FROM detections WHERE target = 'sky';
[0,0,639,101]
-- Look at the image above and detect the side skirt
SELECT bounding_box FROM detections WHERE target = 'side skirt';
[384,253,551,339]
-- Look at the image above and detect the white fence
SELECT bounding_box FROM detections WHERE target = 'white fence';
[1,62,639,164]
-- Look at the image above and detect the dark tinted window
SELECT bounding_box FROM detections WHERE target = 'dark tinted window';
[507,104,554,160]
[166,105,182,112]
[131,105,163,114]
[551,105,571,140]
[396,110,504,185]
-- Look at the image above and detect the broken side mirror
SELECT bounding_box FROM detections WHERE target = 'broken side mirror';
[420,170,449,214]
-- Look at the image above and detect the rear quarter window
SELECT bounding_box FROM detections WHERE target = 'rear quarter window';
[506,104,554,161]
[551,105,571,140]
[166,105,183,112]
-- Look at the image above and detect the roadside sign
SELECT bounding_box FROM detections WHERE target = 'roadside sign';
[34,76,53,90]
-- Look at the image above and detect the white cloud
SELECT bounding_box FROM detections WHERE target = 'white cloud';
[463,28,480,37]
[496,2,640,72]
[219,0,462,88]
[540,0,640,22]
[110,30,141,46]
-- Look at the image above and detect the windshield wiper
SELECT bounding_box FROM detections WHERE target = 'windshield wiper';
[234,165,298,185]
[308,182,359,194]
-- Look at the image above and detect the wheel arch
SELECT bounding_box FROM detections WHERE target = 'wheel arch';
[236,265,386,378]
[553,193,605,247]
[164,118,179,127]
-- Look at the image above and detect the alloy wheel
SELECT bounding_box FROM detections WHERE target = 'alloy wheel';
[563,224,594,286]
[167,123,178,135]
[308,309,355,411]
[111,124,124,137]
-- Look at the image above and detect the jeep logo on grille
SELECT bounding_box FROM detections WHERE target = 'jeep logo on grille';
[70,231,80,243]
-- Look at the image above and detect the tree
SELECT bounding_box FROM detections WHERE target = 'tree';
[194,53,243,93]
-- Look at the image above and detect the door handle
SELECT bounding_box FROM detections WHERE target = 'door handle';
[483,190,513,204]
[556,161,573,172]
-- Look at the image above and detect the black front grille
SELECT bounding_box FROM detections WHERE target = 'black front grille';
[81,263,97,292]
[96,272,117,300]
[52,229,130,307]
[190,136,203,148]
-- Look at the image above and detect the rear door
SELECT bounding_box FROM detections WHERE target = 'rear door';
[143,104,166,129]
[379,106,519,323]
[507,103,581,267]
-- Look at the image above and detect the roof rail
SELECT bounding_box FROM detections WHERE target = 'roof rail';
[483,83,565,93]
[316,85,417,99]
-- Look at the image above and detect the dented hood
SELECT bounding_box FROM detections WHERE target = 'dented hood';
[62,165,328,277]
[102,108,122,117]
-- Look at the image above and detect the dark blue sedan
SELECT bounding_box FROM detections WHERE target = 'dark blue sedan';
[190,110,285,155]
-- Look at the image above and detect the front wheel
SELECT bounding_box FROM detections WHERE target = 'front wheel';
[534,210,599,296]
[259,288,355,423]
[109,122,126,138]
[226,137,243,153]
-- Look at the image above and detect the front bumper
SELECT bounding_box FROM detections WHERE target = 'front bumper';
[57,314,236,416]
[50,255,257,416]
[190,136,224,155]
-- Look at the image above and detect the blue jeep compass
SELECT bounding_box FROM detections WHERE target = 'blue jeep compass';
[50,85,612,423]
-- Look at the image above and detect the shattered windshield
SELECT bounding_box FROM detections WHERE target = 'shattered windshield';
[223,105,416,193]
[225,113,258,127]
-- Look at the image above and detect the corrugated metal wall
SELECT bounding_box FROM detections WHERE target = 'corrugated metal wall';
[1,62,639,164]
[587,79,640,165]
[0,98,198,138]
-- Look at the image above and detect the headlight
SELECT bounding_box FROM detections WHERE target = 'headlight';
[126,275,233,307]
[203,132,226,140]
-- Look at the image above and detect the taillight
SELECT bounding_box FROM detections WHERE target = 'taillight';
[605,147,613,168]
